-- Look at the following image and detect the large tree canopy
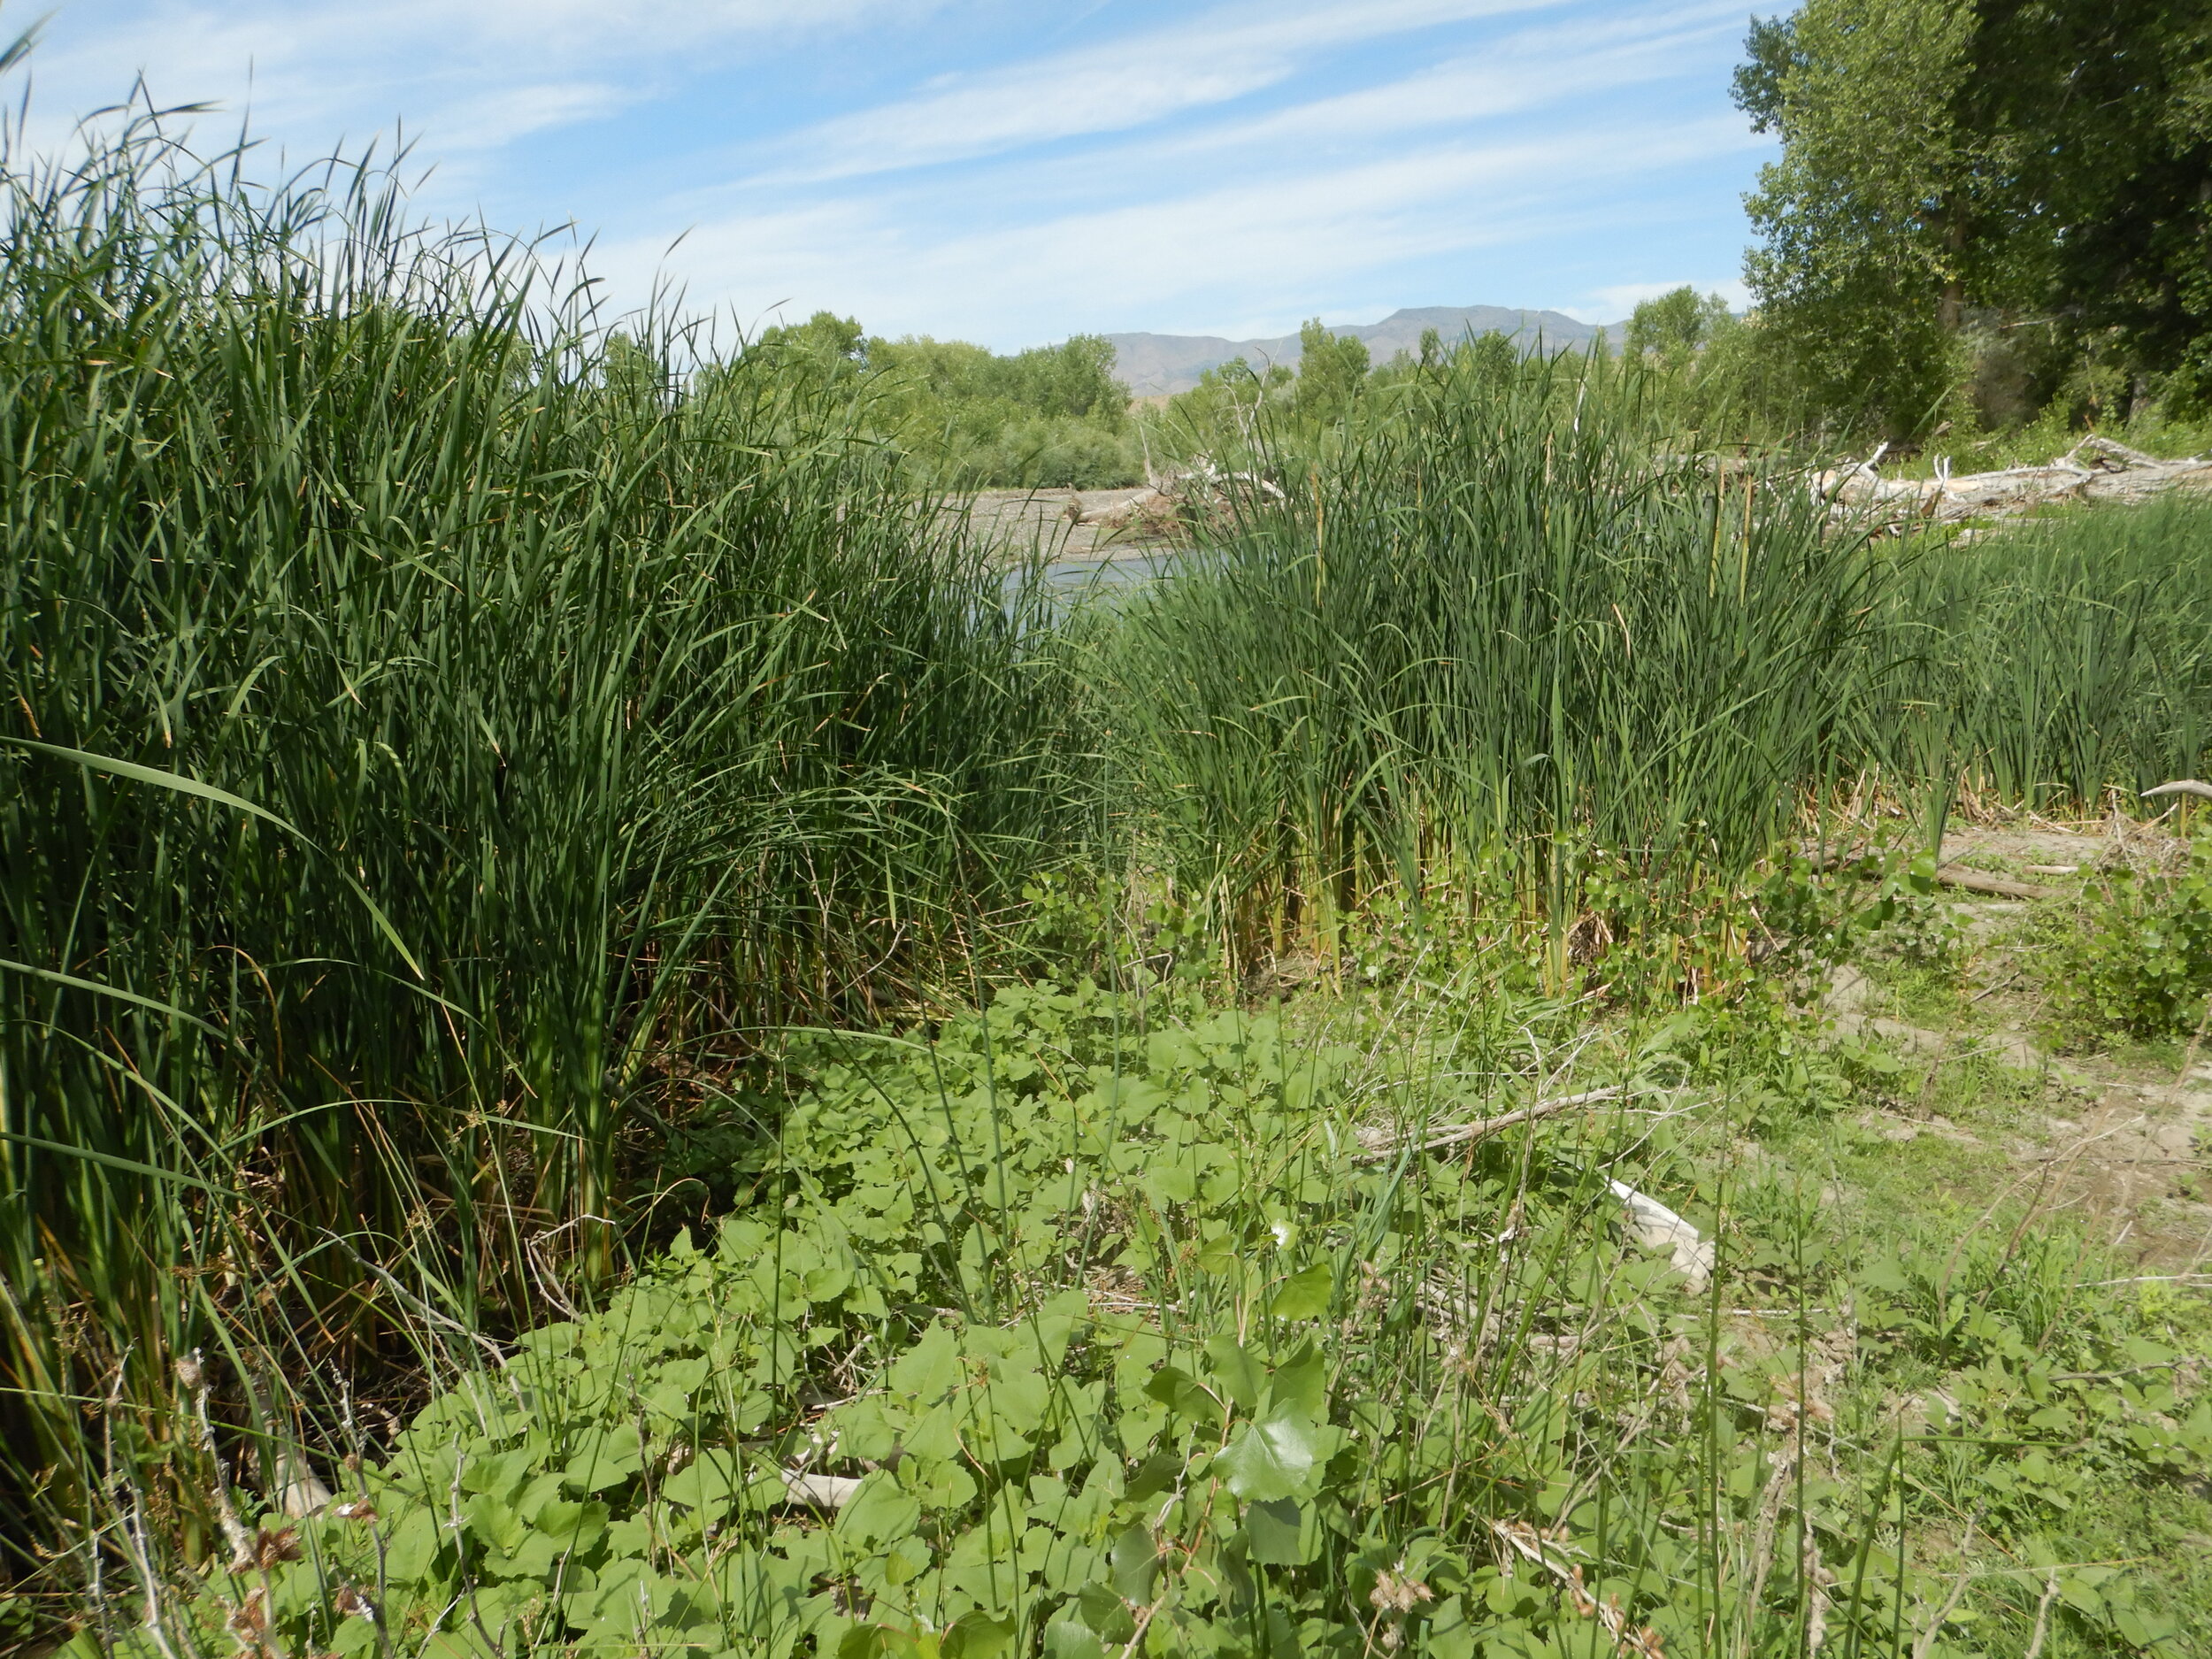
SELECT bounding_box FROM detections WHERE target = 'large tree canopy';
[1737,0,2212,434]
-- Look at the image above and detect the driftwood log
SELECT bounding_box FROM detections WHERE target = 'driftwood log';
[1933,864,2055,901]
[1818,436,2212,527]
[1804,842,2057,901]
[1075,456,1286,536]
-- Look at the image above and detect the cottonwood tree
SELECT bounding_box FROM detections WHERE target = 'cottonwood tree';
[1292,319,1371,425]
[1626,288,1734,376]
[1735,0,1977,436]
[1736,0,2212,434]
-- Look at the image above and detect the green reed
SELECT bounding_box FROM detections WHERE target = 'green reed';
[0,104,1092,1547]
[1104,351,1880,969]
[1877,494,2212,807]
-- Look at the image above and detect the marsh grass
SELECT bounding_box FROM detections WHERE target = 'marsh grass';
[1106,359,2212,979]
[1104,352,1880,979]
[0,98,1094,1561]
[1882,495,2212,807]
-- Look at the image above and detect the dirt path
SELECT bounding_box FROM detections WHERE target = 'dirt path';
[1821,818,2212,1273]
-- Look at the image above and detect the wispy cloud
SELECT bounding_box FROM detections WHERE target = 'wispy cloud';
[27,0,935,157]
[607,112,1761,342]
[866,0,1746,212]
[19,0,1774,347]
[752,0,1572,182]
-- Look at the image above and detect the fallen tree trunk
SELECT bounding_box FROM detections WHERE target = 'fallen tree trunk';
[1802,843,2055,899]
[1817,436,2212,528]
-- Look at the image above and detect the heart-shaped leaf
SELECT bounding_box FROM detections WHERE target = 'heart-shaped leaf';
[941,1610,1014,1659]
[1216,1407,1321,1502]
[1110,1525,1160,1602]
[1202,1335,1265,1411]
[1142,1365,1222,1427]
[1244,1496,1309,1565]
[1269,1262,1333,1320]
[1043,1618,1104,1659]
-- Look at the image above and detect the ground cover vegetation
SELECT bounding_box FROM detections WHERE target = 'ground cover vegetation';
[6,42,2212,1659]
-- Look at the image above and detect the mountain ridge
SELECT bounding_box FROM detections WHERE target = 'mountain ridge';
[1106,305,1617,396]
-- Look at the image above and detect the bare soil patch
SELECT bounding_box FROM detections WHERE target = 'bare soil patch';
[1823,820,2212,1274]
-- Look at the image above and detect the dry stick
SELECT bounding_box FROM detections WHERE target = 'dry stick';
[1353,1086,1625,1163]
[1909,1518,1979,1659]
[1806,843,2053,901]
[1489,1520,1664,1658]
[1932,864,2055,902]
[1742,1441,1801,1648]
[2022,1573,2062,1659]
[182,1351,257,1571]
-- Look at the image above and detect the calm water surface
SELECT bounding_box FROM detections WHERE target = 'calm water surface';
[1028,546,1179,611]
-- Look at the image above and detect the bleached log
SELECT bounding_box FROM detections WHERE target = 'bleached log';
[2063,434,2163,470]
[1934,864,2055,901]
[2145,780,2212,802]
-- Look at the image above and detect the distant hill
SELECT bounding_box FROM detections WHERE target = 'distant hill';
[1105,306,1616,396]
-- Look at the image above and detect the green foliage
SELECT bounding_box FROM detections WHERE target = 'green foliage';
[17,46,2212,1655]
[2034,840,2212,1044]
[1625,288,1732,375]
[1738,0,1978,437]
[107,981,2211,1657]
[1619,290,1808,440]
[1160,357,1293,458]
[1288,319,1371,426]
[739,321,1144,489]
[0,104,1095,1547]
[1736,0,2212,434]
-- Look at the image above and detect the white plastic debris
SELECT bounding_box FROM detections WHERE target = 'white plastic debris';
[1607,1179,1715,1294]
[780,1470,864,1509]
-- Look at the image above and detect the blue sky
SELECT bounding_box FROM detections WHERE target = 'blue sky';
[19,0,1774,350]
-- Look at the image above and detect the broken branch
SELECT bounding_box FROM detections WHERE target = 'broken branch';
[1354,1087,1625,1163]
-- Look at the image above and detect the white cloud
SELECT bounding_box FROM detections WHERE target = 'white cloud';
[23,0,941,159]
[9,0,1774,347]
[932,0,1745,202]
[600,114,1762,344]
[753,0,1574,182]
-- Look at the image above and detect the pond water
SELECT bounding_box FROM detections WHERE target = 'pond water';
[1026,545,1180,611]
